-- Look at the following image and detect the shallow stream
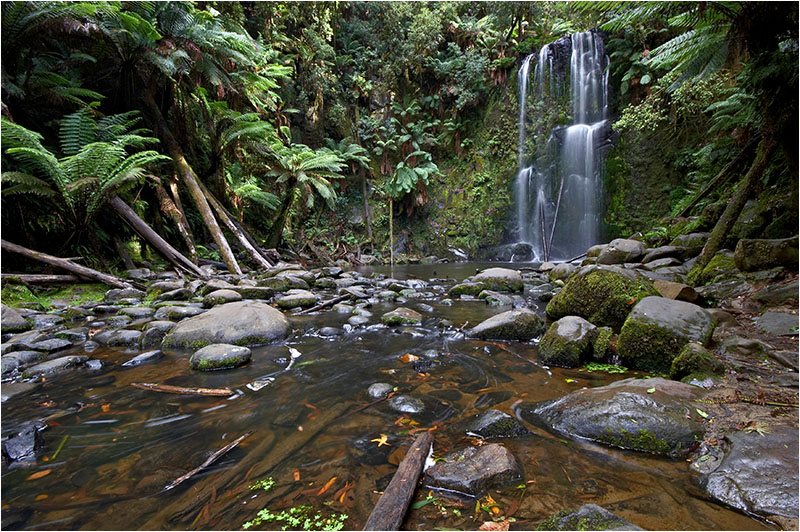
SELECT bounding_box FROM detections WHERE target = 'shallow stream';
[1,264,772,530]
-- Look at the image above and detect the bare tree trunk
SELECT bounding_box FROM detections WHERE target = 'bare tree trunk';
[2,273,86,284]
[143,93,242,275]
[112,235,136,270]
[361,167,374,244]
[266,186,295,249]
[690,136,778,283]
[153,179,198,263]
[1,240,132,289]
[108,196,206,278]
[199,183,274,270]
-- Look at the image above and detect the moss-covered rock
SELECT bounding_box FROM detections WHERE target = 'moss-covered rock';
[538,316,597,368]
[202,289,243,308]
[697,251,739,285]
[472,267,523,292]
[1,304,31,333]
[469,308,545,341]
[189,344,251,371]
[592,326,614,361]
[275,289,317,309]
[465,409,530,439]
[535,504,644,531]
[478,290,513,306]
[670,342,724,380]
[447,281,485,297]
[617,296,714,374]
[545,266,659,331]
[734,236,799,272]
[381,307,422,325]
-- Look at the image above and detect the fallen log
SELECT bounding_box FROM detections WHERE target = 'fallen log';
[131,382,234,397]
[293,294,350,315]
[109,196,206,278]
[1,240,131,289]
[363,432,434,531]
[166,431,254,490]
[1,273,86,284]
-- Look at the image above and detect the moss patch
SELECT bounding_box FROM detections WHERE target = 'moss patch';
[697,252,739,285]
[545,267,659,331]
[592,327,614,361]
[670,343,724,380]
[601,428,671,455]
[617,319,687,374]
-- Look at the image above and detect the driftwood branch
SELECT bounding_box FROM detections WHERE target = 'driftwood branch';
[131,382,234,396]
[1,273,87,284]
[363,432,433,531]
[1,240,132,289]
[165,431,254,490]
[293,294,350,315]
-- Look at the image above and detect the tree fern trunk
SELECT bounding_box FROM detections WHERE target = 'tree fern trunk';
[143,94,241,275]
[154,181,198,263]
[361,167,374,245]
[689,136,778,284]
[266,185,295,250]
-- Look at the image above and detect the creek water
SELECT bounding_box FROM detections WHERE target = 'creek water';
[1,264,771,530]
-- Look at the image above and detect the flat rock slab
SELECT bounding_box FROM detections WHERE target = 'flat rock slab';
[122,350,164,367]
[93,329,142,347]
[522,377,705,457]
[424,443,521,497]
[536,504,644,531]
[27,338,73,353]
[22,355,89,379]
[755,312,799,336]
[697,423,798,521]
[275,289,317,309]
[153,306,206,321]
[190,343,251,371]
[161,301,289,350]
[381,307,422,325]
[469,308,545,341]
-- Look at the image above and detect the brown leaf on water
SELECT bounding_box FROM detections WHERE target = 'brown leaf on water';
[26,469,52,480]
[293,470,301,482]
[317,476,338,496]
[398,353,420,363]
[478,521,510,531]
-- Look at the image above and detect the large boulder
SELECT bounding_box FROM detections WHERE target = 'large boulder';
[1,305,30,333]
[545,266,659,331]
[423,443,521,497]
[469,308,545,341]
[522,378,705,457]
[617,296,714,374]
[538,316,597,368]
[472,267,523,292]
[693,424,798,522]
[596,238,646,265]
[669,342,724,381]
[202,289,242,308]
[734,236,798,272]
[669,232,709,256]
[275,289,317,309]
[653,279,698,303]
[161,301,289,350]
[381,307,422,326]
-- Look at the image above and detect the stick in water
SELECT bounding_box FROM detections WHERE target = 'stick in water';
[132,382,234,396]
[165,431,254,490]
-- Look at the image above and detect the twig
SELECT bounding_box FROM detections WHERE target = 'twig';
[165,431,254,490]
[132,382,234,396]
[293,294,350,315]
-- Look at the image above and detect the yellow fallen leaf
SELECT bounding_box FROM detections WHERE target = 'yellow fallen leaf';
[35,494,48,501]
[101,404,111,413]
[370,434,391,447]
[26,469,52,480]
[398,353,420,363]
[317,476,338,496]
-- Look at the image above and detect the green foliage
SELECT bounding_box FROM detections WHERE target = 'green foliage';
[267,142,346,210]
[241,480,347,532]
[581,363,628,374]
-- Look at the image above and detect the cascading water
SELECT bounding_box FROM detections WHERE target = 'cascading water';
[513,31,611,261]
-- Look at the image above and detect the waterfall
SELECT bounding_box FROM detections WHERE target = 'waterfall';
[513,31,610,261]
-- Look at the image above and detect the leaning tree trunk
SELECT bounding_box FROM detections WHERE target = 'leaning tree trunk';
[153,179,198,263]
[143,93,242,275]
[265,185,295,250]
[361,167,374,245]
[690,136,778,283]
[108,196,206,277]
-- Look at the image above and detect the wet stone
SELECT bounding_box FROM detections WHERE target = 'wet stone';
[388,394,425,414]
[190,343,251,371]
[1,305,30,333]
[536,504,644,531]
[351,433,400,465]
[156,288,194,301]
[381,307,422,326]
[83,341,99,351]
[275,289,317,309]
[22,355,88,379]
[231,286,274,300]
[470,308,545,342]
[333,303,354,313]
[424,443,521,497]
[92,305,122,314]
[318,327,341,337]
[203,289,243,308]
[2,421,47,463]
[466,409,530,439]
[153,305,206,321]
[29,314,65,330]
[55,327,89,342]
[104,287,146,303]
[93,329,142,347]
[139,321,175,348]
[1,382,39,402]
[348,316,370,327]
[122,350,164,367]
[27,338,73,353]
[107,315,132,327]
[147,280,184,295]
[368,382,394,399]
[85,359,102,370]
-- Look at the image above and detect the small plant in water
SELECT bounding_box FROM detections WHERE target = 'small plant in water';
[581,363,628,374]
[242,477,348,531]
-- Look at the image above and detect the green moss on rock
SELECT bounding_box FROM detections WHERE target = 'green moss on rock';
[592,327,614,361]
[697,252,739,285]
[545,266,659,331]
[670,343,724,380]
[617,319,687,374]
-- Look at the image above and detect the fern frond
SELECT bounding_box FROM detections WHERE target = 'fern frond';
[1,171,57,197]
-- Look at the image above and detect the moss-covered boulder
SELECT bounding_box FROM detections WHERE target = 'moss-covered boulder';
[447,281,485,297]
[161,301,289,350]
[423,443,521,497]
[547,262,578,282]
[465,409,530,439]
[538,316,597,368]
[734,235,799,272]
[189,343,251,371]
[545,266,659,331]
[669,232,709,256]
[472,267,523,292]
[592,326,614,361]
[381,307,422,325]
[275,289,317,309]
[1,305,30,333]
[202,289,243,308]
[695,251,739,285]
[521,377,706,457]
[257,276,291,292]
[617,296,714,374]
[478,290,513,306]
[535,505,644,531]
[469,308,545,341]
[670,342,724,380]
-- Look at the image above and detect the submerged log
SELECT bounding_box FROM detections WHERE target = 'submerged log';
[166,431,254,490]
[363,432,433,531]
[131,382,234,396]
[1,273,85,284]
[108,196,205,278]
[1,240,131,289]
